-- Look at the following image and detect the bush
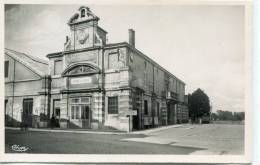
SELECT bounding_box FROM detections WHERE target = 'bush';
[40,113,49,122]
[59,118,68,122]
[181,119,189,123]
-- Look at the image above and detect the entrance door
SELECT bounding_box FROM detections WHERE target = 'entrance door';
[70,97,91,128]
[133,108,139,130]
[53,99,61,127]
[22,99,33,127]
[81,105,90,128]
[167,103,170,124]
[53,100,61,118]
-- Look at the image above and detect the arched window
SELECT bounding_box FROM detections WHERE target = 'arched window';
[62,63,100,77]
[68,65,95,75]
[81,9,86,18]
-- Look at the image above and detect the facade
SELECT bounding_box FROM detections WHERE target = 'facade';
[5,6,188,132]
[4,49,50,127]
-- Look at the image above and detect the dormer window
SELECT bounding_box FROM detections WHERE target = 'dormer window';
[81,9,86,18]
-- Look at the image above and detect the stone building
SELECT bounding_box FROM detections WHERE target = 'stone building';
[5,6,188,132]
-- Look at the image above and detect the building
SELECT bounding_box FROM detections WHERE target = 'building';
[5,6,188,132]
[4,49,50,128]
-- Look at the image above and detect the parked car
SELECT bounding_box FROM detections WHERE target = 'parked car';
[202,116,210,124]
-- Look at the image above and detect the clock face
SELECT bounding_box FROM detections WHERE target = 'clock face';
[77,30,89,44]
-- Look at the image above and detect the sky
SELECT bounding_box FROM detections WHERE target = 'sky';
[4,4,245,113]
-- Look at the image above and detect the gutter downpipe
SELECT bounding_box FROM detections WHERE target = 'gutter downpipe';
[12,61,16,126]
[43,75,46,119]
[101,45,105,128]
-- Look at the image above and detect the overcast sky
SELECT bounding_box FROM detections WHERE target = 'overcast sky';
[5,4,245,112]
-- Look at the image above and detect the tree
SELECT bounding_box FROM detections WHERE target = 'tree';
[217,110,233,120]
[214,110,245,121]
[210,112,218,121]
[188,88,210,121]
[233,112,245,121]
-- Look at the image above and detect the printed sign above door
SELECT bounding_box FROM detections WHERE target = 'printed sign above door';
[71,77,92,84]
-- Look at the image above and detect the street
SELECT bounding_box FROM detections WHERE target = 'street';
[5,124,244,155]
[125,124,244,155]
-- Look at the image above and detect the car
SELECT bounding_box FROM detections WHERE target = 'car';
[201,116,210,124]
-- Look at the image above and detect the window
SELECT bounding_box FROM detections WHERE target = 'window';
[108,97,118,114]
[54,60,63,75]
[81,9,86,18]
[71,106,80,119]
[71,107,75,119]
[76,107,80,119]
[81,97,90,104]
[144,61,147,68]
[69,65,95,75]
[5,61,9,78]
[144,100,148,115]
[81,106,89,119]
[71,98,80,103]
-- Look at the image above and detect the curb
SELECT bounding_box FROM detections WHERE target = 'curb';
[130,124,189,134]
[5,127,127,135]
[5,124,188,135]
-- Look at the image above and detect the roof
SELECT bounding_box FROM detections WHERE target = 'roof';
[97,26,107,34]
[5,48,49,77]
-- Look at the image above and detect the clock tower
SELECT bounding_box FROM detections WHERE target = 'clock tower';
[64,6,107,51]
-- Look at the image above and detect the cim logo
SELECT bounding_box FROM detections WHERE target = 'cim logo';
[11,144,29,152]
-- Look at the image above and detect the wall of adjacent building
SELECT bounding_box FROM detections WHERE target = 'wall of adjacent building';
[127,47,187,127]
[128,48,185,98]
[4,55,46,127]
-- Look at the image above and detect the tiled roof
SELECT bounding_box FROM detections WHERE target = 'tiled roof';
[5,48,49,77]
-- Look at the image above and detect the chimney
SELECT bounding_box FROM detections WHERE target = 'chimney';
[128,29,135,47]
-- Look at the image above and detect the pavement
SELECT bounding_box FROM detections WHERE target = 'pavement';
[121,124,244,155]
[5,124,184,135]
[5,126,127,135]
[131,124,185,134]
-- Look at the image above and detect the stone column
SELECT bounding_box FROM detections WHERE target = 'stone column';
[60,93,68,128]
[92,92,105,129]
[161,99,167,125]
[119,90,132,132]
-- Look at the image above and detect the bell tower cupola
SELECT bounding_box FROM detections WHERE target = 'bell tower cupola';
[64,6,107,51]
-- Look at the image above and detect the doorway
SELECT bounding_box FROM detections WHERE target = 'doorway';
[53,99,61,127]
[132,108,139,130]
[22,98,33,127]
[70,97,91,128]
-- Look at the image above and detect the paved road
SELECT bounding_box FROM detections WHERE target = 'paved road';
[5,124,244,154]
[124,124,244,155]
[5,129,201,154]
